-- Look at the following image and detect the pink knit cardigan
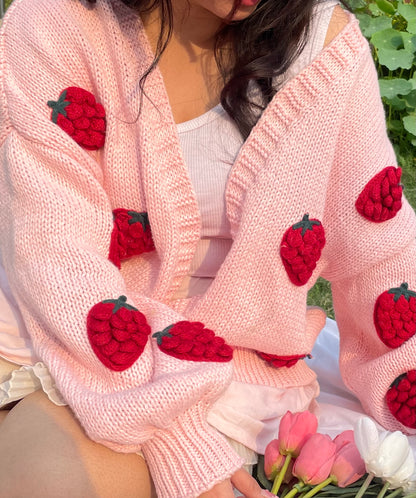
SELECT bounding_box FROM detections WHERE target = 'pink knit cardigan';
[0,0,415,496]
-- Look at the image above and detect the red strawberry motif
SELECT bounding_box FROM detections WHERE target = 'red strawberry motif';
[257,352,311,368]
[152,321,233,363]
[374,283,416,349]
[47,87,106,150]
[109,209,155,268]
[386,370,416,429]
[356,166,403,222]
[280,214,325,286]
[87,295,151,371]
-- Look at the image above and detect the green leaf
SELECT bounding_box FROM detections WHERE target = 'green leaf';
[369,2,384,16]
[404,89,416,108]
[356,13,372,35]
[255,455,273,491]
[401,32,416,53]
[388,119,404,133]
[403,114,416,135]
[397,2,416,24]
[377,47,414,69]
[384,95,407,110]
[361,16,392,37]
[371,28,404,50]
[376,0,396,15]
[349,0,367,10]
[379,78,413,98]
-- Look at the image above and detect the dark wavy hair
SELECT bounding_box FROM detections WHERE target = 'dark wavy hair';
[83,0,348,139]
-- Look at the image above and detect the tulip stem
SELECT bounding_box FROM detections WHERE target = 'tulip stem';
[376,482,391,498]
[354,473,375,498]
[284,483,306,498]
[271,454,292,495]
[385,488,404,498]
[403,494,416,498]
[301,477,335,498]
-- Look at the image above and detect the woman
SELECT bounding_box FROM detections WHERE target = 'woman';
[0,0,414,496]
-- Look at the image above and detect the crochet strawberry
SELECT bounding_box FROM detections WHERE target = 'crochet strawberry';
[47,87,106,150]
[355,166,403,222]
[152,321,233,362]
[280,214,325,286]
[257,352,311,368]
[374,283,416,349]
[109,209,155,268]
[386,370,416,429]
[87,295,151,371]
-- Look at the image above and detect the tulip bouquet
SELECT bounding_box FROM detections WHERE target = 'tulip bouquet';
[258,411,416,498]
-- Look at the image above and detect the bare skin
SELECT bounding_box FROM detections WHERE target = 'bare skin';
[0,5,349,498]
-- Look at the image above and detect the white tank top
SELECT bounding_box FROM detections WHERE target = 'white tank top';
[175,0,339,298]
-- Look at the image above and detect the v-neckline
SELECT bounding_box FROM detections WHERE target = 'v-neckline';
[124,8,364,301]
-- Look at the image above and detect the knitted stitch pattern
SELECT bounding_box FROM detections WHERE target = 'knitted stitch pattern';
[0,0,415,496]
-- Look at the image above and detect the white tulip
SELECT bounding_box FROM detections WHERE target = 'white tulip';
[354,417,380,464]
[353,417,415,498]
[370,431,412,478]
[403,469,416,494]
[386,446,415,489]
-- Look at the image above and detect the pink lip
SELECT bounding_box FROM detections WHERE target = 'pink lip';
[239,0,260,6]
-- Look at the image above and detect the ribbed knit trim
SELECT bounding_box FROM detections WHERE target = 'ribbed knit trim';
[142,404,244,498]
[131,22,202,303]
[225,16,366,236]
[232,348,317,388]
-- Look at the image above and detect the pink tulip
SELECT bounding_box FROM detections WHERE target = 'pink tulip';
[292,433,337,485]
[264,439,286,480]
[278,410,318,457]
[330,430,366,487]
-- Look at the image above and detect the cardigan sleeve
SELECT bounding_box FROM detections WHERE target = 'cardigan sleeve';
[321,42,416,435]
[0,3,243,497]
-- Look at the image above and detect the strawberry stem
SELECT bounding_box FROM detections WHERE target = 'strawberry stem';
[292,214,321,236]
[152,325,174,345]
[388,283,416,302]
[127,211,149,230]
[102,295,138,313]
[47,90,69,123]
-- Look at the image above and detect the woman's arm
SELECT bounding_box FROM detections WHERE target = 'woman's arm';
[0,1,243,496]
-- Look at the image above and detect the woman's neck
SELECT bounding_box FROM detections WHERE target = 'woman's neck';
[141,2,223,51]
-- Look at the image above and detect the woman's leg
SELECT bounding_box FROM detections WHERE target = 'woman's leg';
[0,409,8,425]
[0,390,156,498]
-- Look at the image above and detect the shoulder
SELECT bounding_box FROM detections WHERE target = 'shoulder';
[323,4,351,47]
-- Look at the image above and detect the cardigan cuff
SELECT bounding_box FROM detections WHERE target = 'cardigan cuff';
[142,403,244,498]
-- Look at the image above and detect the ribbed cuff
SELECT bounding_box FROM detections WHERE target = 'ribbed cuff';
[142,404,244,498]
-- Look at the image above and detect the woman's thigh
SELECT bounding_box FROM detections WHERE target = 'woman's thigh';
[0,390,155,498]
[0,410,8,425]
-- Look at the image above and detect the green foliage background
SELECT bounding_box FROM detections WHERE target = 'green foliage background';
[2,0,416,320]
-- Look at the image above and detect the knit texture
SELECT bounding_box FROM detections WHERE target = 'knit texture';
[0,0,415,495]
